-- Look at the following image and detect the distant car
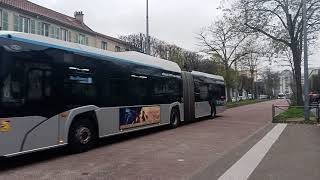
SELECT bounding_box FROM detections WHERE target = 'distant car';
[309,93,320,104]
[278,93,286,99]
[259,95,269,99]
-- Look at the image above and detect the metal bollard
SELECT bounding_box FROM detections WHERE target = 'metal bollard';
[272,104,275,121]
[318,105,320,123]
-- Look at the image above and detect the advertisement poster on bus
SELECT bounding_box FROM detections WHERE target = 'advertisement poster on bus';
[119,106,161,130]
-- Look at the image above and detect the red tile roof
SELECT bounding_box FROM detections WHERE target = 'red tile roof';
[0,0,126,44]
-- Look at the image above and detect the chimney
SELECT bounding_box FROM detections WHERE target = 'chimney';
[74,11,84,23]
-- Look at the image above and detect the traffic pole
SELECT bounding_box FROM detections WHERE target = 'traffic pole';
[303,0,310,120]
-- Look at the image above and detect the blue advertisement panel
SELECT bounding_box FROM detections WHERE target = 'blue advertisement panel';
[119,106,161,130]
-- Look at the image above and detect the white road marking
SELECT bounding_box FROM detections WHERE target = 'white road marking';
[217,124,287,180]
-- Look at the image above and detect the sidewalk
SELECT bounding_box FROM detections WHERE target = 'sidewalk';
[249,124,320,180]
[191,123,320,180]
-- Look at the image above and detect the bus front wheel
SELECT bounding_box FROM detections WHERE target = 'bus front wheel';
[68,118,97,153]
[169,108,180,129]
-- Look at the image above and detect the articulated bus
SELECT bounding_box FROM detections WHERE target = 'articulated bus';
[0,32,225,157]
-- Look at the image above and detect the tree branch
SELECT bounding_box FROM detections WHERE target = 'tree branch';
[245,22,290,46]
[258,7,288,30]
[198,33,224,61]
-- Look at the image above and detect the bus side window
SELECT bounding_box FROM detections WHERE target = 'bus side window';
[27,69,53,101]
[150,76,181,104]
[127,76,150,105]
[110,78,129,106]
[219,84,226,97]
[64,68,96,105]
[194,81,201,101]
[199,83,209,101]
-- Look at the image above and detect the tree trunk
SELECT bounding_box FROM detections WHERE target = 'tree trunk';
[225,67,232,102]
[291,47,303,105]
[226,75,232,102]
[291,73,298,104]
[250,70,255,99]
[226,85,232,102]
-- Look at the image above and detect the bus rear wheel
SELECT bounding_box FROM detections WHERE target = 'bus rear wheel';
[68,118,97,153]
[169,108,180,129]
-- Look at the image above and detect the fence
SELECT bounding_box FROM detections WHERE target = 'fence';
[272,105,320,123]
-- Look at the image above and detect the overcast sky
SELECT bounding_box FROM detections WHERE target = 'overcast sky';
[29,0,222,52]
[29,0,319,70]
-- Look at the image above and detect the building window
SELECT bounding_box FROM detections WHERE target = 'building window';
[79,34,85,44]
[115,46,121,52]
[85,36,89,45]
[55,27,60,39]
[18,16,30,33]
[78,34,88,45]
[68,31,72,42]
[101,41,108,50]
[61,28,68,41]
[37,22,42,35]
[42,23,50,37]
[49,26,55,38]
[14,15,19,31]
[0,10,8,30]
[3,11,8,30]
[30,19,36,34]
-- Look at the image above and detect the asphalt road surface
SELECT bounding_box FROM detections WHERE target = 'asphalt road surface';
[0,100,287,180]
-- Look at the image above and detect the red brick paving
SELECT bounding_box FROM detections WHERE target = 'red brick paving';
[0,100,287,180]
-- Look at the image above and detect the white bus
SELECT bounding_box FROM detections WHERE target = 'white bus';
[0,32,226,157]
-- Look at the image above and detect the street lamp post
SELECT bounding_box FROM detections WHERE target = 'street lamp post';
[146,0,150,55]
[303,0,310,120]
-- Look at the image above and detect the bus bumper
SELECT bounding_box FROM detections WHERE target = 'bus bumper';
[0,116,59,157]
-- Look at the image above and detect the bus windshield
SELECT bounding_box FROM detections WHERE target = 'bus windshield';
[0,38,59,118]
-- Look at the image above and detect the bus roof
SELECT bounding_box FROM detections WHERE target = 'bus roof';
[0,31,182,73]
[191,71,224,81]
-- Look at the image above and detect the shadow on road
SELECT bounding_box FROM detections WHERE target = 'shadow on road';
[0,116,217,172]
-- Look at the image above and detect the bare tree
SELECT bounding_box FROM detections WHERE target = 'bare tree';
[260,68,281,98]
[198,18,250,101]
[183,51,202,71]
[119,33,167,57]
[232,0,320,105]
[239,37,267,99]
[120,33,204,71]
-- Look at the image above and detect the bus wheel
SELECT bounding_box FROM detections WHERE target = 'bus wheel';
[211,106,216,118]
[170,108,180,129]
[68,118,97,153]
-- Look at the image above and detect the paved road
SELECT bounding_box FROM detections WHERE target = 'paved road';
[0,100,285,180]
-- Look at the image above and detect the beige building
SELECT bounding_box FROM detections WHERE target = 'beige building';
[279,70,293,95]
[0,0,130,52]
